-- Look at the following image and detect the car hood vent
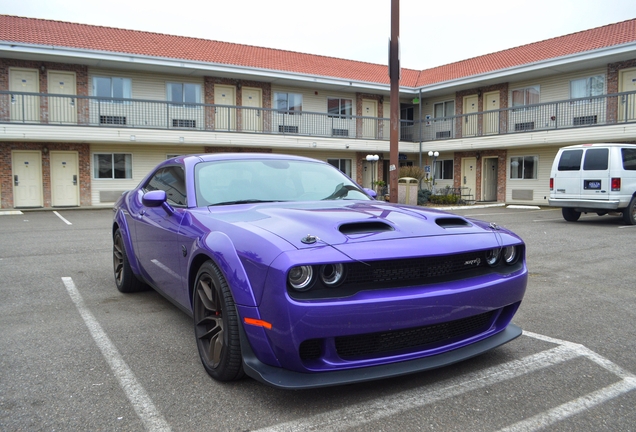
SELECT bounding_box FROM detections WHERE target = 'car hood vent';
[435,217,472,229]
[339,221,395,235]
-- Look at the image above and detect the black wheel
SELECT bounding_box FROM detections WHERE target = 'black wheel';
[562,207,581,222]
[193,261,244,382]
[113,229,148,293]
[623,197,636,225]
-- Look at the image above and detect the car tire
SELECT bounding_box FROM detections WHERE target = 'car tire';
[562,207,581,222]
[113,229,148,293]
[193,261,244,382]
[622,197,636,225]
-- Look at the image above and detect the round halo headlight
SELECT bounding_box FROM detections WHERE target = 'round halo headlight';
[485,248,501,267]
[503,246,518,265]
[320,263,345,287]
[288,266,314,291]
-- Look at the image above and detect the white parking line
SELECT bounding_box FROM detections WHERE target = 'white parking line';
[61,277,171,432]
[255,332,636,432]
[53,211,72,225]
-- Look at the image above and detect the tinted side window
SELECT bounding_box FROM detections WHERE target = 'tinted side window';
[583,148,608,171]
[622,149,636,171]
[144,166,187,206]
[557,150,583,171]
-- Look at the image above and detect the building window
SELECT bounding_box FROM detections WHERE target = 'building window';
[167,83,201,106]
[93,153,132,179]
[93,77,132,102]
[434,101,454,119]
[570,75,605,99]
[434,160,454,180]
[510,156,538,179]
[328,98,352,118]
[327,158,352,177]
[512,86,540,108]
[274,92,302,114]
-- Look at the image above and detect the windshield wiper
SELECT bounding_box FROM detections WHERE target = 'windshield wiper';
[322,183,359,200]
[210,199,287,206]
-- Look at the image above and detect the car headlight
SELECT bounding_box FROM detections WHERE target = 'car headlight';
[288,266,314,291]
[320,263,345,287]
[503,246,519,265]
[485,248,500,267]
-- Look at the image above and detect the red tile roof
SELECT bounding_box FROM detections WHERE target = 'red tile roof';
[1,15,635,88]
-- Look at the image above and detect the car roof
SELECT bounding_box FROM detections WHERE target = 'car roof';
[560,143,636,149]
[175,153,326,164]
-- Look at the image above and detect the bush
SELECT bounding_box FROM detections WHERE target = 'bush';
[398,165,425,181]
[417,189,432,205]
[428,194,459,205]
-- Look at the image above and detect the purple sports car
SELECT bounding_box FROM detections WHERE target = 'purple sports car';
[112,153,527,389]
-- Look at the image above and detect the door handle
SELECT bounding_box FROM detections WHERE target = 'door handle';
[14,175,19,186]
[73,175,77,185]
[70,98,75,107]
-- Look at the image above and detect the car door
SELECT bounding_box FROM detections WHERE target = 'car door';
[132,165,188,299]
[580,148,610,201]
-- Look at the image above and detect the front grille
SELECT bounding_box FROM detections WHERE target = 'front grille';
[345,251,486,285]
[334,311,495,360]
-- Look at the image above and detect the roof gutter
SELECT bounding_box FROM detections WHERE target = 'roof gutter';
[0,41,392,92]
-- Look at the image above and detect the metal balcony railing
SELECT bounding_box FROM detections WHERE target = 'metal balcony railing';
[1,90,635,143]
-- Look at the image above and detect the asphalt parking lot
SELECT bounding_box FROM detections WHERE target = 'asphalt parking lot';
[1,205,635,431]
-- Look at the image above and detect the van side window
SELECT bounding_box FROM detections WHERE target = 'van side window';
[623,149,636,171]
[583,148,608,171]
[557,150,583,171]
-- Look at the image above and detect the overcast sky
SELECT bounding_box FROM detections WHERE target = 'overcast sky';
[2,0,636,70]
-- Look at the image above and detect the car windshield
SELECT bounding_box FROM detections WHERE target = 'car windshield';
[195,159,371,206]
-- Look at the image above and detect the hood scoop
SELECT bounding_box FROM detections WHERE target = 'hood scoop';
[435,217,472,229]
[339,221,395,235]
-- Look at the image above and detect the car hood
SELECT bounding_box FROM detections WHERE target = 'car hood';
[206,201,492,249]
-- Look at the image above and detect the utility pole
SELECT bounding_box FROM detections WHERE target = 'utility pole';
[388,0,400,203]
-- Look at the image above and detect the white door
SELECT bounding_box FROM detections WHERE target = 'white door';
[482,158,498,201]
[461,157,477,199]
[483,91,500,135]
[48,71,77,124]
[362,99,378,139]
[214,85,236,130]
[619,68,636,122]
[51,151,80,207]
[463,95,478,137]
[242,87,262,132]
[12,151,43,207]
[9,69,39,122]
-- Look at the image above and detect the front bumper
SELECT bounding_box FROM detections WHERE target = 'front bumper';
[240,322,522,389]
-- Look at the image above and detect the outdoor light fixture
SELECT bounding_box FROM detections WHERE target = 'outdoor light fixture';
[428,151,439,193]
[366,154,380,189]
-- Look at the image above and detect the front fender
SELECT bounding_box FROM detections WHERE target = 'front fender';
[196,231,258,307]
[113,208,143,278]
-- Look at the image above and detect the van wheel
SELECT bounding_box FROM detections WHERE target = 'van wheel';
[623,198,636,225]
[562,208,581,222]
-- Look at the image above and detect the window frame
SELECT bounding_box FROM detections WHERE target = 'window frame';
[434,159,454,180]
[433,100,455,120]
[509,155,539,180]
[166,82,202,107]
[570,75,605,100]
[92,153,133,179]
[92,76,132,103]
[274,92,303,115]
[511,85,540,111]
[327,98,353,119]
[327,158,352,177]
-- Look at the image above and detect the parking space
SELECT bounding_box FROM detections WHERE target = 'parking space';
[1,207,634,431]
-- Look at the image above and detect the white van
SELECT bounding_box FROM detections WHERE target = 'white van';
[549,143,636,225]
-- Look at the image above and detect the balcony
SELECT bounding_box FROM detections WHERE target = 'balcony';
[1,91,635,143]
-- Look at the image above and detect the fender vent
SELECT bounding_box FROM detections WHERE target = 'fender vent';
[435,217,472,228]
[339,222,394,235]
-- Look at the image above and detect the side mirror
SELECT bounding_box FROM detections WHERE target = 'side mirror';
[363,188,378,199]
[142,190,167,207]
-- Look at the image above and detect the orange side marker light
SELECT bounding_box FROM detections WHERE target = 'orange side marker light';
[244,317,272,330]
